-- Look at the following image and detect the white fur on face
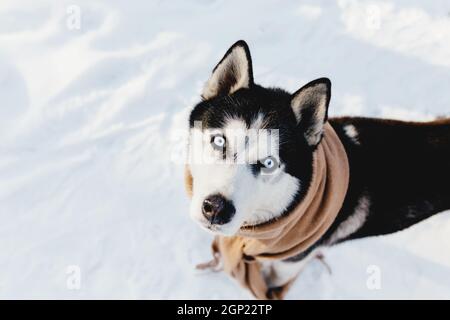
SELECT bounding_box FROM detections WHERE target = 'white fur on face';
[188,116,300,236]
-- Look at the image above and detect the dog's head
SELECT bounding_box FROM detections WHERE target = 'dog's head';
[188,40,331,235]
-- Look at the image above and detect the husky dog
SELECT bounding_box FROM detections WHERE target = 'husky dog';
[188,40,450,290]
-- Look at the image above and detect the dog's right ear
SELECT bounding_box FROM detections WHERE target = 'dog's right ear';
[201,40,254,100]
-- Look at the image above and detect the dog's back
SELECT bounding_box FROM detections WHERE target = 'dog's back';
[328,117,450,240]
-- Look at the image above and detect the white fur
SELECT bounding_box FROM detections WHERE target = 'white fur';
[343,124,360,145]
[188,117,300,235]
[261,248,321,288]
[327,194,370,245]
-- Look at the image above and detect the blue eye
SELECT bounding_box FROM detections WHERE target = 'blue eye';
[259,156,278,169]
[250,156,279,176]
[211,134,226,150]
[256,156,279,175]
[263,157,275,169]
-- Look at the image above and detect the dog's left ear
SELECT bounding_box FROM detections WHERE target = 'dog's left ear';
[291,78,331,147]
[201,40,254,100]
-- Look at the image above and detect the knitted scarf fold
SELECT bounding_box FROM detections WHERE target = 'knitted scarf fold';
[185,123,349,300]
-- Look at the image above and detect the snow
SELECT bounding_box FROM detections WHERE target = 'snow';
[0,0,449,299]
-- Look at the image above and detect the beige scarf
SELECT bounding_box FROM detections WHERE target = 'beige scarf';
[185,123,349,300]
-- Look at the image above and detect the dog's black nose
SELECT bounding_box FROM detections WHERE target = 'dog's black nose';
[202,194,235,225]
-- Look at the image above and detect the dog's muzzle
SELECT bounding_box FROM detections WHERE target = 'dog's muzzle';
[202,194,236,225]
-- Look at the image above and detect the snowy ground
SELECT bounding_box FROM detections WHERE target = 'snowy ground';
[0,0,449,299]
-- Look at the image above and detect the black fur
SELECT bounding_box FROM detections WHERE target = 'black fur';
[288,117,450,261]
[330,117,450,240]
[190,40,450,265]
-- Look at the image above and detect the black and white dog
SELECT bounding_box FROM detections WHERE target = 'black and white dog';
[188,40,450,289]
